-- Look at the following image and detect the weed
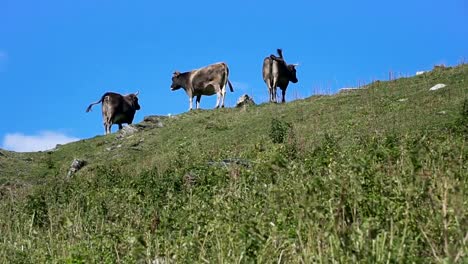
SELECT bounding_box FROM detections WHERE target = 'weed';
[269,118,292,144]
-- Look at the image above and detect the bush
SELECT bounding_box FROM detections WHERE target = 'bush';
[269,118,291,144]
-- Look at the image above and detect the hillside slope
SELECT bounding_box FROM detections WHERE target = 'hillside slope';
[0,64,467,263]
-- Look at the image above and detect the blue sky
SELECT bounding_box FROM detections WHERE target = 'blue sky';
[1,0,467,151]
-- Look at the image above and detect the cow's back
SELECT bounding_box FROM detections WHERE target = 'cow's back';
[102,93,123,111]
[191,62,228,95]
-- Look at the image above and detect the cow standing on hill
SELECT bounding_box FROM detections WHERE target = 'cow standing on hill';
[170,62,234,110]
[262,49,298,103]
[86,92,141,135]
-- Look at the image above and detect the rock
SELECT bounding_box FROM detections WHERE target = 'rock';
[134,115,165,130]
[67,159,86,177]
[437,111,447,115]
[429,84,447,91]
[398,98,408,102]
[339,87,360,94]
[433,65,446,70]
[236,94,256,108]
[117,125,139,139]
[144,115,167,123]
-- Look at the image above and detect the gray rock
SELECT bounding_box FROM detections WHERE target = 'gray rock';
[67,159,86,177]
[429,84,446,91]
[236,94,256,108]
[117,125,139,139]
[144,115,167,123]
[339,87,360,94]
[134,115,165,130]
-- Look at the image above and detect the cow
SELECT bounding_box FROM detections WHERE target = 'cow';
[170,62,234,110]
[262,49,298,103]
[86,92,141,135]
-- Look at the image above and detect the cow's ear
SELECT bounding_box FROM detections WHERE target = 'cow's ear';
[173,71,180,77]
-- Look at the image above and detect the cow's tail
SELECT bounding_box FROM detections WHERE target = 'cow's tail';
[227,79,234,92]
[86,97,103,112]
[224,63,234,92]
[277,48,283,58]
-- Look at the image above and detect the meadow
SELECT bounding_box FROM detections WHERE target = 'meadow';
[0,64,467,263]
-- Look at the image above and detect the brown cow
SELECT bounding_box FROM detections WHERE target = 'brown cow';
[170,62,234,110]
[86,92,141,135]
[262,49,298,103]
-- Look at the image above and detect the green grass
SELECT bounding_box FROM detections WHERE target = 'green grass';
[0,64,467,263]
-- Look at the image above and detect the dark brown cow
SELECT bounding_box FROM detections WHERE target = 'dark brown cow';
[262,49,298,103]
[86,92,141,135]
[170,62,234,110]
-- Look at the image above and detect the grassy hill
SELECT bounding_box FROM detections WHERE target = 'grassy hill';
[0,64,467,263]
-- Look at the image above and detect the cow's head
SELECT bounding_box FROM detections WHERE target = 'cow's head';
[288,64,298,83]
[170,71,183,91]
[126,92,141,110]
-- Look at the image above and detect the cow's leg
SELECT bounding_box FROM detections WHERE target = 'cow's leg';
[214,92,220,108]
[272,83,278,103]
[281,88,286,103]
[118,124,123,130]
[196,95,201,109]
[267,87,272,103]
[220,87,226,108]
[270,78,277,103]
[105,123,110,135]
[213,84,222,109]
[265,80,272,103]
[270,67,276,103]
[104,118,112,135]
[107,112,115,134]
[267,79,273,103]
[102,112,109,135]
[189,96,193,111]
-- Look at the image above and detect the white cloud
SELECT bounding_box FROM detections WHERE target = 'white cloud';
[2,131,80,152]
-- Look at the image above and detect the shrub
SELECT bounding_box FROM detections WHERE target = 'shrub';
[269,118,291,144]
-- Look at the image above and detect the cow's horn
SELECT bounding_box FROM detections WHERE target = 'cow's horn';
[292,63,300,67]
[135,91,140,96]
